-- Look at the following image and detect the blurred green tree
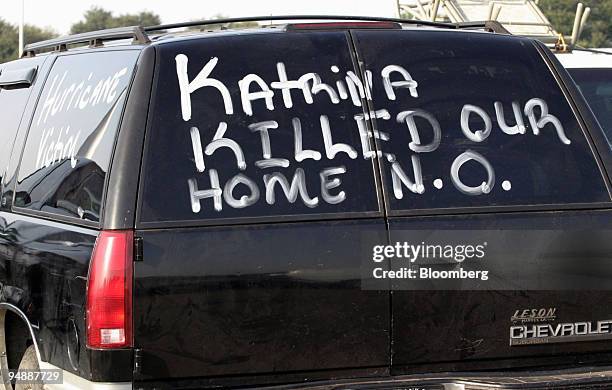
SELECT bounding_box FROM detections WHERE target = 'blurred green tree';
[539,0,612,47]
[0,18,57,62]
[70,7,161,34]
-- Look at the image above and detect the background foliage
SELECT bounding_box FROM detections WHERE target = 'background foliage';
[539,0,611,47]
[0,19,55,62]
[70,7,161,34]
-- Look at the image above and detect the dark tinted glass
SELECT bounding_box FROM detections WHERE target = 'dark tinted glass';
[0,58,41,191]
[140,32,380,224]
[569,68,612,148]
[15,50,139,222]
[353,30,609,211]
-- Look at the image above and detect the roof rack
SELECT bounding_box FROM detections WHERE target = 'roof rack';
[21,15,514,58]
[455,21,511,34]
[23,26,150,57]
[143,14,456,32]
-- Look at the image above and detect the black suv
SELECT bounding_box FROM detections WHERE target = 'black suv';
[0,16,611,390]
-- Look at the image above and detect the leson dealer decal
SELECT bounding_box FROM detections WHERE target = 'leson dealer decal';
[510,308,612,346]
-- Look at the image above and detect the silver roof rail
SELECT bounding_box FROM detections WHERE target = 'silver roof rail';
[22,26,150,57]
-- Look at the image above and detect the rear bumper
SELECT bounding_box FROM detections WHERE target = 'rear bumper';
[39,362,131,390]
[258,366,612,389]
[37,364,612,389]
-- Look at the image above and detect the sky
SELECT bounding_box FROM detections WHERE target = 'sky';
[2,0,400,34]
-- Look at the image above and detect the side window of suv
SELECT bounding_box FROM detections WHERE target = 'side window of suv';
[15,50,139,222]
[567,68,612,148]
[353,30,610,212]
[0,58,42,195]
[140,32,380,225]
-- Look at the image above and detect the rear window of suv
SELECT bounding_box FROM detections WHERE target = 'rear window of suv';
[140,30,610,226]
[15,50,139,223]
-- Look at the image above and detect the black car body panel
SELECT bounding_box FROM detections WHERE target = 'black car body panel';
[390,209,612,372]
[134,219,389,380]
[0,212,99,378]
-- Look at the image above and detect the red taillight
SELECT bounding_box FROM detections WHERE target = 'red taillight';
[86,230,133,349]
